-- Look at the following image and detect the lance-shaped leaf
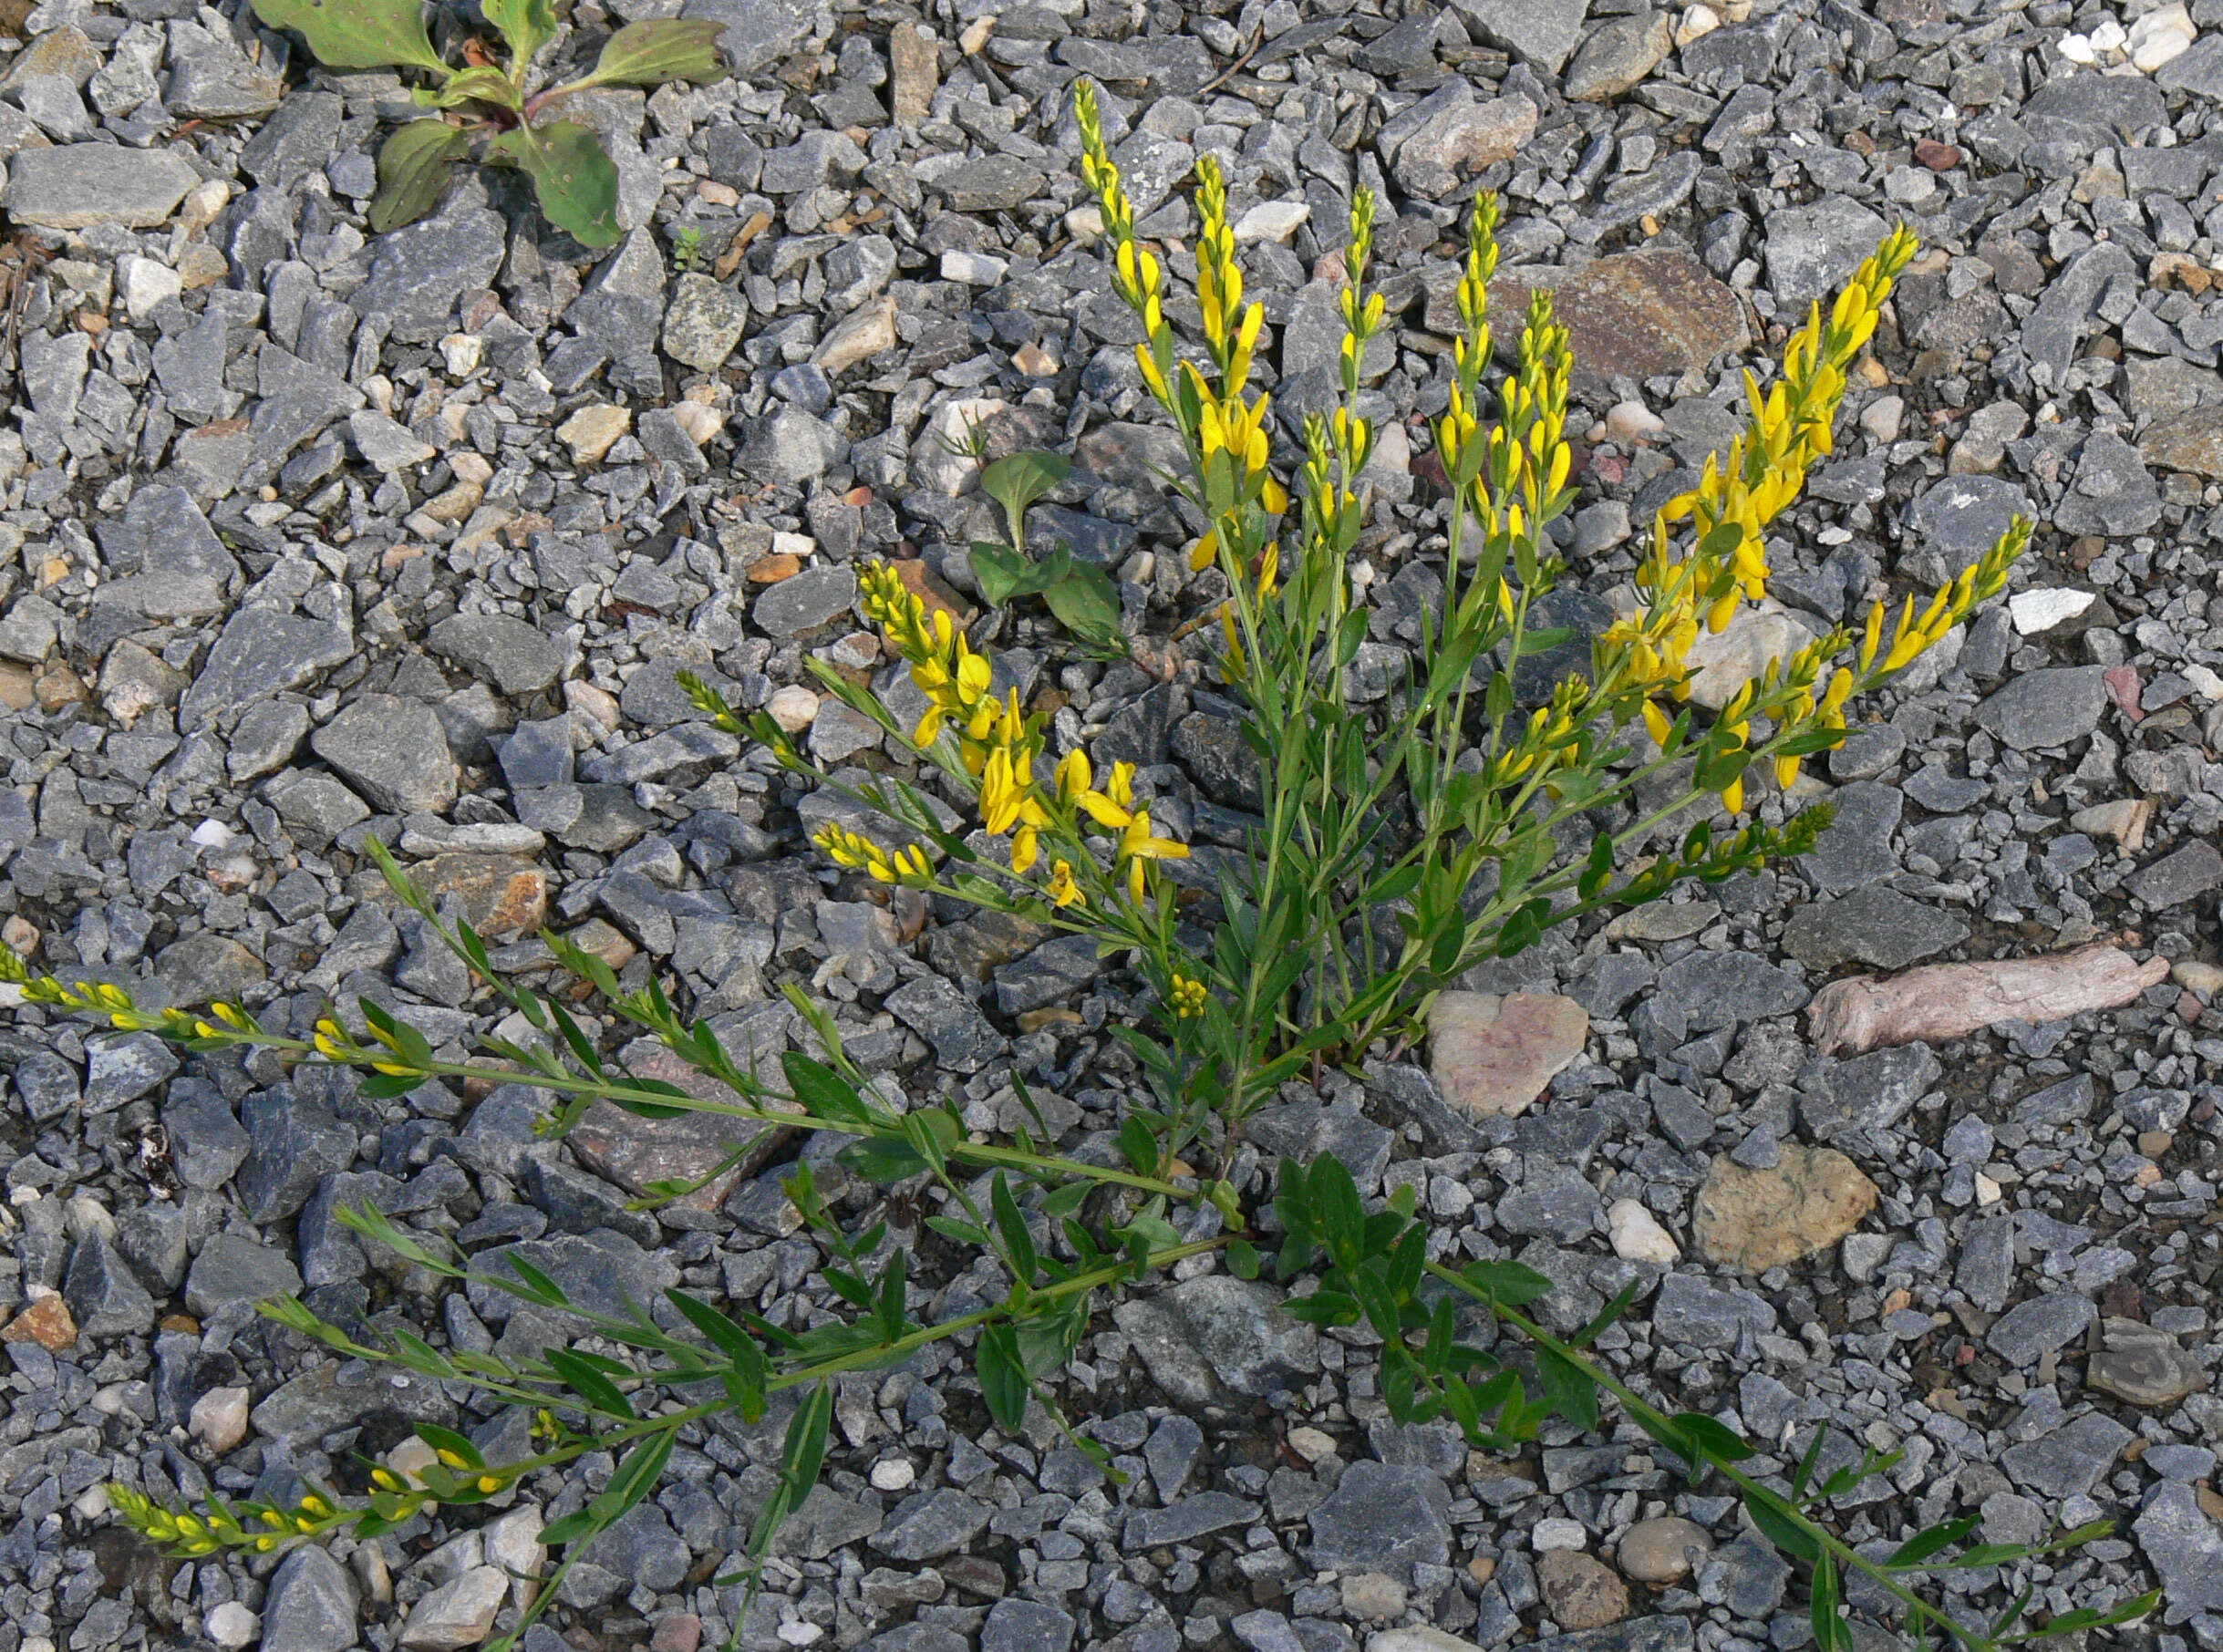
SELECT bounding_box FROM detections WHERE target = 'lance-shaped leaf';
[368,119,471,234]
[574,18,728,88]
[252,0,447,72]
[484,0,558,74]
[487,119,620,247]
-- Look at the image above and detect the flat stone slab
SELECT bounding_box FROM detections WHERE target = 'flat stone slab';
[3,142,198,228]
[1428,991,1590,1119]
[1691,1143,1878,1273]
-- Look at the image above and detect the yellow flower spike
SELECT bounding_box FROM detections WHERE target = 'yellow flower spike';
[1169,974,1209,1018]
[1722,776,1745,814]
[477,1475,502,1494]
[1045,860,1085,909]
[1642,700,1673,746]
[1776,755,1804,790]
[1011,827,1040,875]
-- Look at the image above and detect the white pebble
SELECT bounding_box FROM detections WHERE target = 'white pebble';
[1608,1198,1681,1264]
[205,1603,260,1651]
[2008,587,2095,635]
[941,249,1009,285]
[1287,1426,1339,1462]
[1858,395,1904,444]
[2058,32,2097,63]
[1234,199,1311,243]
[767,685,820,734]
[1605,399,1666,442]
[190,1386,252,1455]
[2182,663,2223,701]
[1533,1517,1589,1552]
[2130,4,2197,70]
[439,333,483,377]
[1676,5,1721,46]
[2088,17,2128,52]
[869,1458,916,1492]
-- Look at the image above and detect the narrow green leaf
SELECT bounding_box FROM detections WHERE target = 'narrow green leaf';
[547,1347,635,1420]
[977,1321,1029,1430]
[1884,1514,1981,1570]
[1669,1412,1756,1462]
[1536,1347,1598,1434]
[487,119,620,248]
[1567,1280,1642,1349]
[1742,1491,1823,1562]
[1791,1421,1829,1501]
[991,1174,1039,1287]
[781,1051,872,1128]
[251,0,446,71]
[1811,1551,1850,1652]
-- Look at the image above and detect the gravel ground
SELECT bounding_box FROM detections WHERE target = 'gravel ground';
[4,0,2223,1650]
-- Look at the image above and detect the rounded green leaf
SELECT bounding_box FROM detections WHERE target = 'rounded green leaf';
[583,18,729,88]
[251,0,446,72]
[488,119,620,247]
[484,0,557,73]
[369,119,471,234]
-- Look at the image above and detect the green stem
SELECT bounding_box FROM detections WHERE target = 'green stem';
[1427,1262,1999,1652]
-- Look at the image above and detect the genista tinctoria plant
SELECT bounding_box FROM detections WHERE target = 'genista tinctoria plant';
[249,0,727,246]
[12,79,2145,1652]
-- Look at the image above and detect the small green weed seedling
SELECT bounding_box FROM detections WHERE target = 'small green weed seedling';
[252,0,727,245]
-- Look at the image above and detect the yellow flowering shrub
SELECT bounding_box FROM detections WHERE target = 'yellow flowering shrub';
[732,80,2021,1145]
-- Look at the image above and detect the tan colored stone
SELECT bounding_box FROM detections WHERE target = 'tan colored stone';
[1618,1516,1713,1585]
[3,1293,77,1350]
[1482,248,1747,389]
[414,854,547,939]
[1536,1550,1629,1630]
[1692,1143,1878,1272]
[2139,406,2223,480]
[747,552,803,583]
[816,294,897,377]
[557,404,629,463]
[190,1384,251,1454]
[1428,991,1590,1119]
[888,21,938,124]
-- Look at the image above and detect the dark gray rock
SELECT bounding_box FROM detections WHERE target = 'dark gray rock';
[185,1233,304,1318]
[64,1232,158,1337]
[1651,1273,1776,1348]
[1764,196,1888,308]
[1126,1491,1261,1549]
[1804,1043,1940,1141]
[2000,1412,2131,1498]
[262,1547,358,1652]
[1695,1534,1791,1619]
[181,609,356,728]
[1904,476,2028,581]
[2,142,199,229]
[754,565,858,636]
[2127,842,2223,909]
[1447,0,1589,70]
[1651,952,1809,1031]
[884,974,1006,1073]
[310,694,460,814]
[1306,1461,1452,1574]
[1112,1275,1320,1404]
[983,1599,1077,1652]
[428,614,567,696]
[871,1489,991,1562]
[1801,780,1901,893]
[1783,885,1968,971]
[2135,1482,2223,1622]
[1973,666,2108,751]
[351,205,510,343]
[1988,1292,2097,1368]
